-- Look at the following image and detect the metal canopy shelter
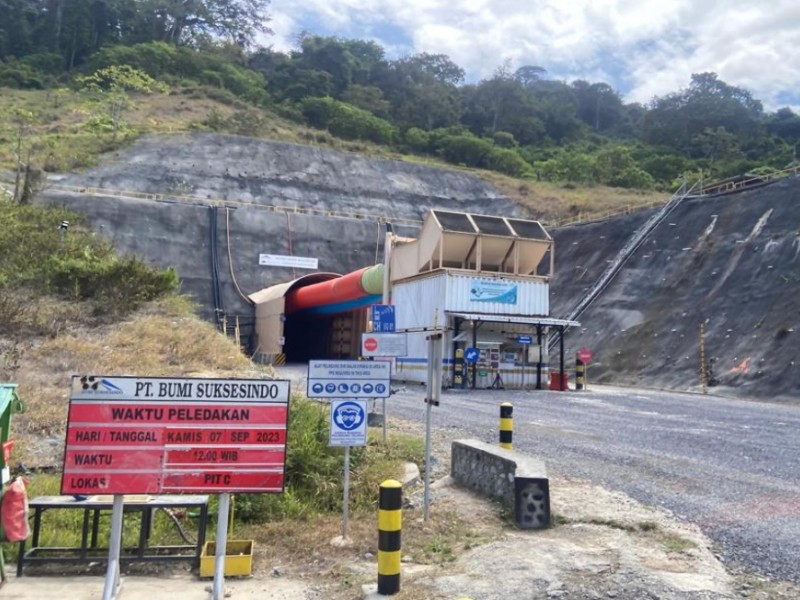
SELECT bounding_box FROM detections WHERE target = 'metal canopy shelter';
[448,312,580,391]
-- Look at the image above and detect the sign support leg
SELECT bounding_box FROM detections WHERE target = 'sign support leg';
[213,493,231,600]
[101,494,124,600]
[342,445,351,539]
[382,397,387,443]
[423,336,434,522]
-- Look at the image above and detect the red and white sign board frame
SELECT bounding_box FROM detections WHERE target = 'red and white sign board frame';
[61,376,291,495]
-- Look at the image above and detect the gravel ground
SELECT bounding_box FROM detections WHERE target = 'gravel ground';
[8,368,800,600]
[383,382,800,584]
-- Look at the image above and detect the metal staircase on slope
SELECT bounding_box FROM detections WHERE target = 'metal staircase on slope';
[549,179,700,351]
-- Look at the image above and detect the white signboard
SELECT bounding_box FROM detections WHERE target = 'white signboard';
[259,254,319,269]
[307,360,391,398]
[329,400,368,446]
[361,333,408,357]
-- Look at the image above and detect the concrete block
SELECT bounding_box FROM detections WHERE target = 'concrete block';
[451,439,550,529]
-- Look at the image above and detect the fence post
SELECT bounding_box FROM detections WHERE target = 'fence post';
[499,403,513,450]
[378,479,402,595]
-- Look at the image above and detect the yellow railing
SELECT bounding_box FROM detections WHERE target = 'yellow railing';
[45,183,425,226]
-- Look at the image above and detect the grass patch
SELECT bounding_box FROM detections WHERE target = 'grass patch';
[638,520,659,532]
[660,533,697,553]
[586,517,637,532]
[422,535,456,563]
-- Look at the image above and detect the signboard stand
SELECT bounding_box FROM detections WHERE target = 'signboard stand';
[423,331,442,522]
[327,398,368,541]
[212,493,231,600]
[342,446,351,539]
[62,375,291,600]
[101,494,124,600]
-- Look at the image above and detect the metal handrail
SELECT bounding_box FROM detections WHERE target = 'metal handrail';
[548,179,700,351]
[43,183,425,226]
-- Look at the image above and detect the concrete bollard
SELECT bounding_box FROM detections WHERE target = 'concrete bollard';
[377,479,402,595]
[575,358,585,390]
[499,402,513,450]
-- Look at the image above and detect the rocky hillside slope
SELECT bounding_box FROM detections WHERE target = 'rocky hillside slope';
[40,132,525,323]
[550,178,800,402]
[36,133,800,401]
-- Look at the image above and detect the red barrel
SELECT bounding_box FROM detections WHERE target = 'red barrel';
[549,372,569,391]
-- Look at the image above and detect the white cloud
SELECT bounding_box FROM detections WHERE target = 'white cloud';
[266,0,800,110]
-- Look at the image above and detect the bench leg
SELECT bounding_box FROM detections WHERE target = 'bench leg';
[16,539,25,577]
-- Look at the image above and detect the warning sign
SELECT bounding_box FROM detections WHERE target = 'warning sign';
[61,376,290,495]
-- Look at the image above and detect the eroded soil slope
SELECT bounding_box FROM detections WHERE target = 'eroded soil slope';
[551,178,800,402]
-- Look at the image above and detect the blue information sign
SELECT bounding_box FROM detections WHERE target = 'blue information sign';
[371,304,396,333]
[517,335,533,345]
[464,347,480,364]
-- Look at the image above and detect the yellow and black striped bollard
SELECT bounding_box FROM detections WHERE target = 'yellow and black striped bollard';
[499,403,513,450]
[575,358,585,390]
[378,479,402,595]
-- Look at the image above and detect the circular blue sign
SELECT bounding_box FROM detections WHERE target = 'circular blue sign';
[338,383,349,393]
[465,347,480,364]
[333,401,365,431]
[311,383,324,394]
[351,383,361,394]
[375,383,386,395]
[325,383,336,393]
[362,383,374,394]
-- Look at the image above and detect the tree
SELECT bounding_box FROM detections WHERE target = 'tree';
[692,126,741,168]
[2,108,39,203]
[292,36,368,96]
[768,107,800,144]
[341,84,390,118]
[641,73,765,153]
[514,65,546,89]
[378,54,464,131]
[571,80,626,132]
[135,0,272,47]
[77,65,167,138]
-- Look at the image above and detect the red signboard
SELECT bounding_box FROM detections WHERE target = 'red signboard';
[61,376,291,495]
[577,347,594,364]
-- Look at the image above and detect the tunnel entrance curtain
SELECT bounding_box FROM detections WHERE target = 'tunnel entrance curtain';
[253,296,285,356]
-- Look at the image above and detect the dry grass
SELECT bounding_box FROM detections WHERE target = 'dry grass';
[480,171,669,224]
[237,495,502,599]
[7,295,273,467]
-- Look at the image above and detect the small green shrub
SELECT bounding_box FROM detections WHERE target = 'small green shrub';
[438,133,493,168]
[301,97,397,144]
[486,147,532,177]
[492,131,518,148]
[404,127,431,152]
[0,199,178,317]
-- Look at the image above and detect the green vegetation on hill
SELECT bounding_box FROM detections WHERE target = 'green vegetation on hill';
[0,199,179,333]
[3,2,800,199]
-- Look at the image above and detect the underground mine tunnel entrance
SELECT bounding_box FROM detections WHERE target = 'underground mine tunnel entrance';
[283,309,367,362]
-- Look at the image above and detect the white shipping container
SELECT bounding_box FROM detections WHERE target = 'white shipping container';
[392,271,550,386]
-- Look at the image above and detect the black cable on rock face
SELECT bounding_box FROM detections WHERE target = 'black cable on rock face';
[209,206,223,328]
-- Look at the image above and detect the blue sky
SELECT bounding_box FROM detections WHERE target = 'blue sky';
[264,0,800,112]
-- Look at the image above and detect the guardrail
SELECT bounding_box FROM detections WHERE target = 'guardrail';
[548,198,668,228]
[44,183,426,227]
